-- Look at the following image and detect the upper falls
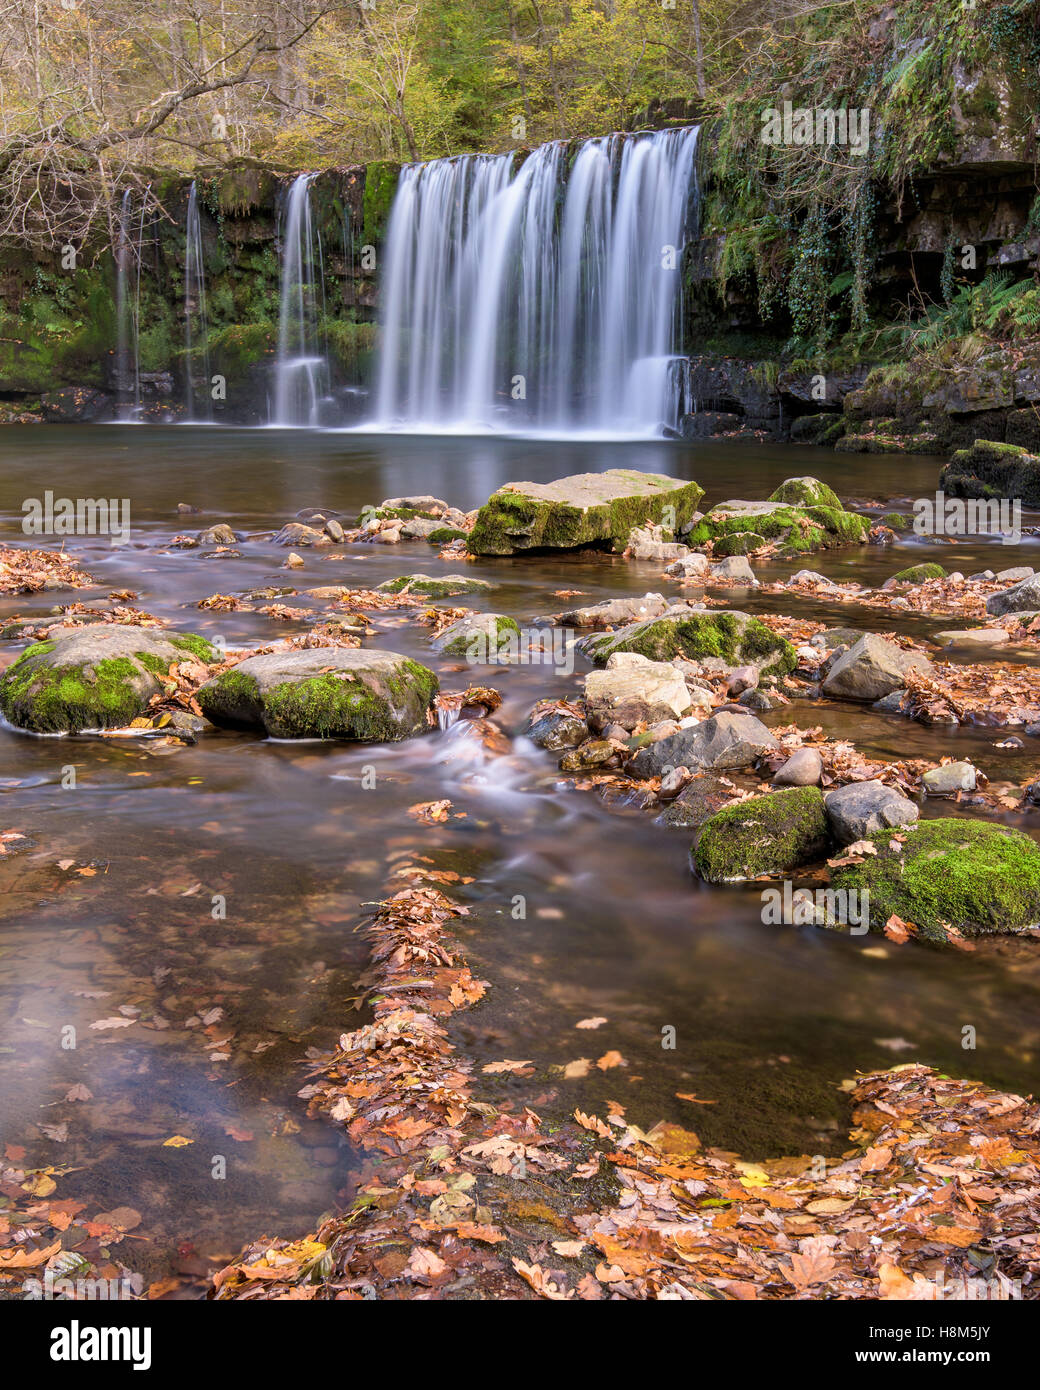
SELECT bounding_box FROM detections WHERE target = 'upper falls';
[371,125,700,437]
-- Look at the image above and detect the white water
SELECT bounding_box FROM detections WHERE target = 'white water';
[184,182,211,421]
[370,126,700,436]
[272,174,330,426]
[114,190,144,422]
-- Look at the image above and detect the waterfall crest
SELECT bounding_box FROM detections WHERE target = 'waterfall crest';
[371,125,700,436]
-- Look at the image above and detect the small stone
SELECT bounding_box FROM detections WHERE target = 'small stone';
[996,567,1034,582]
[934,628,1009,649]
[198,523,237,545]
[773,747,823,787]
[726,665,758,696]
[710,555,758,584]
[825,780,919,843]
[922,761,977,794]
[822,633,935,702]
[284,552,304,569]
[324,519,345,543]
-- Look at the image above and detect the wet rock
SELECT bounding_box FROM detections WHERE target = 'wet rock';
[0,626,217,734]
[177,502,201,515]
[198,523,238,545]
[584,652,692,731]
[986,574,1040,616]
[726,665,758,696]
[665,553,710,579]
[1025,781,1040,804]
[922,761,977,794]
[381,495,449,513]
[773,747,823,787]
[710,555,758,584]
[324,519,345,543]
[284,552,305,569]
[830,820,1040,942]
[693,786,830,882]
[559,739,616,773]
[197,648,438,741]
[377,574,493,598]
[824,780,919,843]
[687,483,867,557]
[882,563,946,588]
[400,517,444,541]
[627,526,689,562]
[935,627,1009,650]
[582,609,795,676]
[821,633,935,702]
[523,709,588,750]
[552,593,672,628]
[656,775,733,828]
[941,440,1040,509]
[433,613,519,658]
[996,566,1034,582]
[273,522,328,547]
[628,710,778,779]
[790,570,831,587]
[769,477,844,510]
[467,469,704,555]
[738,688,773,712]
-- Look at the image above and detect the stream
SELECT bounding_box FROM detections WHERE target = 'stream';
[2,424,1039,1288]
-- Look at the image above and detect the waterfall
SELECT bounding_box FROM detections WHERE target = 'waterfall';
[371,125,700,436]
[184,182,211,421]
[114,190,142,421]
[272,173,330,426]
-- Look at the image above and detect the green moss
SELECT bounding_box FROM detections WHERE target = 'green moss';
[197,668,261,724]
[377,574,492,597]
[426,527,469,544]
[468,478,704,556]
[689,499,866,556]
[585,612,796,676]
[694,787,830,883]
[362,161,401,246]
[439,615,520,657]
[831,819,1040,943]
[882,512,911,531]
[0,650,148,732]
[769,477,843,510]
[890,563,947,583]
[169,633,218,662]
[714,532,765,557]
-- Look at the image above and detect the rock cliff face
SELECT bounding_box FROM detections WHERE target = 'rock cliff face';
[0,162,396,424]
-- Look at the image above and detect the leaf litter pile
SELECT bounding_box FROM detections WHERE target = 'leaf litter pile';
[207,869,1040,1301]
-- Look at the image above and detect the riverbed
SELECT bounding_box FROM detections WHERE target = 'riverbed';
[2,425,1039,1289]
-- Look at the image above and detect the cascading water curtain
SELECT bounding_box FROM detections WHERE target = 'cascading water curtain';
[372,125,700,435]
[184,182,211,421]
[272,174,330,426]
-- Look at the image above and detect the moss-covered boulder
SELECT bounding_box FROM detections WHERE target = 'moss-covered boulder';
[941,440,1040,508]
[197,648,438,740]
[769,476,843,511]
[432,613,520,658]
[830,820,1040,944]
[467,470,704,556]
[687,483,867,557]
[693,787,831,883]
[581,609,796,677]
[376,574,492,598]
[0,625,217,733]
[886,563,947,585]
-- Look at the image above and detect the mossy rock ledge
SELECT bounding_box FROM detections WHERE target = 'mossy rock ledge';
[581,609,796,677]
[196,648,438,740]
[467,469,704,556]
[694,787,831,883]
[830,820,1040,944]
[0,625,216,734]
[687,476,867,556]
[377,574,492,598]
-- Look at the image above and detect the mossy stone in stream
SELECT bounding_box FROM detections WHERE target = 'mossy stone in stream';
[693,787,830,883]
[714,531,765,557]
[433,613,520,658]
[888,563,947,583]
[582,610,796,677]
[882,512,911,531]
[197,647,438,740]
[376,574,492,598]
[0,625,217,733]
[830,819,1040,944]
[467,470,704,555]
[769,476,843,511]
[426,528,469,544]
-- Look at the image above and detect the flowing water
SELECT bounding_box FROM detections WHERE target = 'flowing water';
[2,426,1040,1285]
[372,127,700,434]
[183,183,211,423]
[113,192,144,423]
[272,175,330,427]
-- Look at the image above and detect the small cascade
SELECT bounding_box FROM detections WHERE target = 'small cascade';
[272,174,330,426]
[113,190,143,421]
[183,182,211,421]
[371,125,700,435]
